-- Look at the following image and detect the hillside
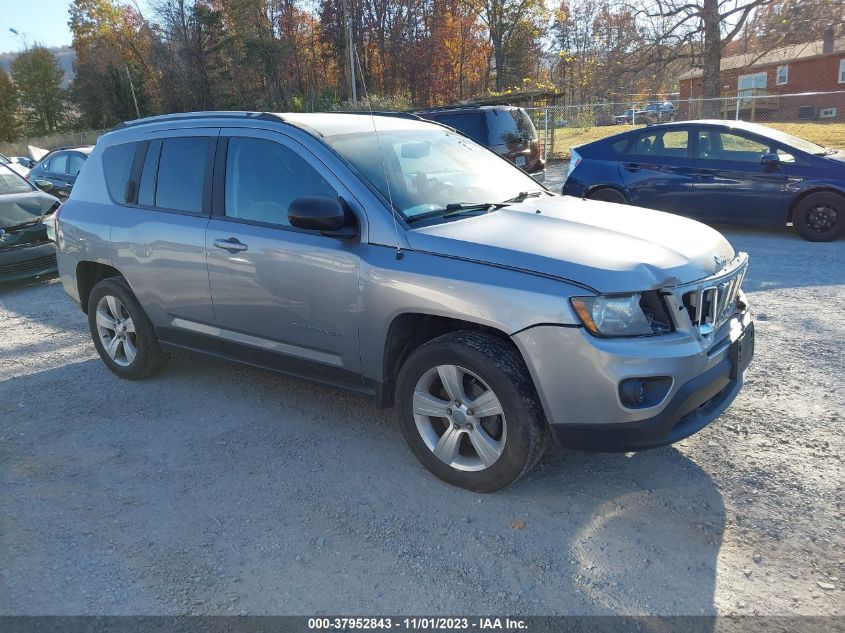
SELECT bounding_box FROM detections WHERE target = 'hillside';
[0,46,75,87]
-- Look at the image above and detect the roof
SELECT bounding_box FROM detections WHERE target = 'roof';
[678,37,845,80]
[114,111,441,138]
[277,112,441,136]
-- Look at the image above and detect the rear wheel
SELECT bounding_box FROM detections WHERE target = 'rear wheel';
[87,277,170,379]
[588,188,627,204]
[793,192,844,242]
[395,332,548,492]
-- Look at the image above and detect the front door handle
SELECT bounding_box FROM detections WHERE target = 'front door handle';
[213,237,248,253]
[697,170,716,180]
[623,163,641,172]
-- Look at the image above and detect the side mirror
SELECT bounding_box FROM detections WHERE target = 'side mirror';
[288,195,356,238]
[33,179,54,191]
[761,153,780,166]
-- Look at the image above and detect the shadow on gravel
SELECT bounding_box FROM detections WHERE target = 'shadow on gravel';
[2,345,724,617]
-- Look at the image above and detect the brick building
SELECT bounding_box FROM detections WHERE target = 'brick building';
[677,31,845,121]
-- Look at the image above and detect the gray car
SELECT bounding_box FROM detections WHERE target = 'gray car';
[54,111,754,491]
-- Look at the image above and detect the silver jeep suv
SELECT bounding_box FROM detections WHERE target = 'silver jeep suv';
[54,112,754,491]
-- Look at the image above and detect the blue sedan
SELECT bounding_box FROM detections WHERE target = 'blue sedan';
[562,120,845,241]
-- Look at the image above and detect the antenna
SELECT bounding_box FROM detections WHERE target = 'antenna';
[354,46,403,260]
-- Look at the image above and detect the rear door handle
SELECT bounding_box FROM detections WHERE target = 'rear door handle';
[213,237,248,253]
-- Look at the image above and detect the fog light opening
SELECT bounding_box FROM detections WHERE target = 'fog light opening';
[619,376,672,409]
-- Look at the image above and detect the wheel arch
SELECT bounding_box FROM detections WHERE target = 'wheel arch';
[377,312,520,409]
[76,261,123,314]
[787,186,845,223]
[585,184,629,202]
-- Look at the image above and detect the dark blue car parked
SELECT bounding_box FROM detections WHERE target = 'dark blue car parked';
[562,120,845,241]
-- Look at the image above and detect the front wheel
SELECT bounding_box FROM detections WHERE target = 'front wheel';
[793,192,844,242]
[395,332,548,492]
[87,277,170,379]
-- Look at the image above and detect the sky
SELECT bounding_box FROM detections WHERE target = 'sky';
[0,0,77,53]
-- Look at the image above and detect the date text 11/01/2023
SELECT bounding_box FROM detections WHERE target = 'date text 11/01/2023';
[307,618,528,630]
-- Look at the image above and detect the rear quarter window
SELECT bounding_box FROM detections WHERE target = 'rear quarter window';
[102,143,137,203]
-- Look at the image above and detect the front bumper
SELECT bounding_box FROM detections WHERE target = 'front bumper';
[0,242,57,283]
[512,309,753,452]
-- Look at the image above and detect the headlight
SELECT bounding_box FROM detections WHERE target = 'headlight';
[570,292,673,337]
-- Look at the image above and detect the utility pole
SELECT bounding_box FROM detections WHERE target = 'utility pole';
[342,0,356,103]
[125,65,141,119]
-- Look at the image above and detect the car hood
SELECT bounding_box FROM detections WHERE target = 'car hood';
[406,196,736,293]
[0,191,58,229]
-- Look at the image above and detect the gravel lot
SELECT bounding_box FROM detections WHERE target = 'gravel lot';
[1,163,843,615]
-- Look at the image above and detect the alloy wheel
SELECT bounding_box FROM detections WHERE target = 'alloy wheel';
[95,295,138,367]
[412,364,507,472]
[806,204,838,233]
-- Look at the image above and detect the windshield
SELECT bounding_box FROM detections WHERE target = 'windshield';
[0,164,33,195]
[752,125,828,155]
[324,128,544,221]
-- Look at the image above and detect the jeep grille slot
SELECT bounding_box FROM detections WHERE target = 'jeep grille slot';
[682,267,746,336]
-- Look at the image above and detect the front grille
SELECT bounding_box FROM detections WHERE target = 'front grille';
[0,254,56,276]
[682,263,746,336]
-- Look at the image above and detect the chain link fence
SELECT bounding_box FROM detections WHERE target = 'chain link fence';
[525,90,845,161]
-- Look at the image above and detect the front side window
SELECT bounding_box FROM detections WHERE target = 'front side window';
[152,138,212,213]
[324,127,543,221]
[699,130,769,162]
[631,129,690,157]
[776,65,788,85]
[224,137,337,226]
[45,152,67,174]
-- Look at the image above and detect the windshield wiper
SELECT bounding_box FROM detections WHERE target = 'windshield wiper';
[406,202,499,224]
[501,190,545,203]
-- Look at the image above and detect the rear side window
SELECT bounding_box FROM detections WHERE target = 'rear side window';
[431,113,487,145]
[144,137,212,213]
[102,143,137,203]
[611,138,631,153]
[631,129,690,157]
[68,153,86,177]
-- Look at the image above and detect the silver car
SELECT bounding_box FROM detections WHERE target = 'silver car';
[54,112,754,491]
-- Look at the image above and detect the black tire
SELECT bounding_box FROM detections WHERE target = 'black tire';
[588,188,627,204]
[87,276,170,379]
[395,331,549,492]
[793,192,844,242]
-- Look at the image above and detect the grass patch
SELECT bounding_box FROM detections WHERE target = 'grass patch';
[547,121,845,160]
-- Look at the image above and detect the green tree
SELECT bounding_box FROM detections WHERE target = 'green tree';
[11,46,67,135]
[0,69,19,142]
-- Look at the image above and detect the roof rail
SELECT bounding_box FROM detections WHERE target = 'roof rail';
[334,110,424,121]
[414,102,513,113]
[110,111,284,131]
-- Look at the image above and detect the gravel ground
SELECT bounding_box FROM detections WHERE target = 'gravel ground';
[1,163,843,615]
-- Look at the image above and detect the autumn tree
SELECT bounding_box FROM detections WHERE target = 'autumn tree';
[0,70,19,142]
[70,0,156,127]
[11,46,66,135]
